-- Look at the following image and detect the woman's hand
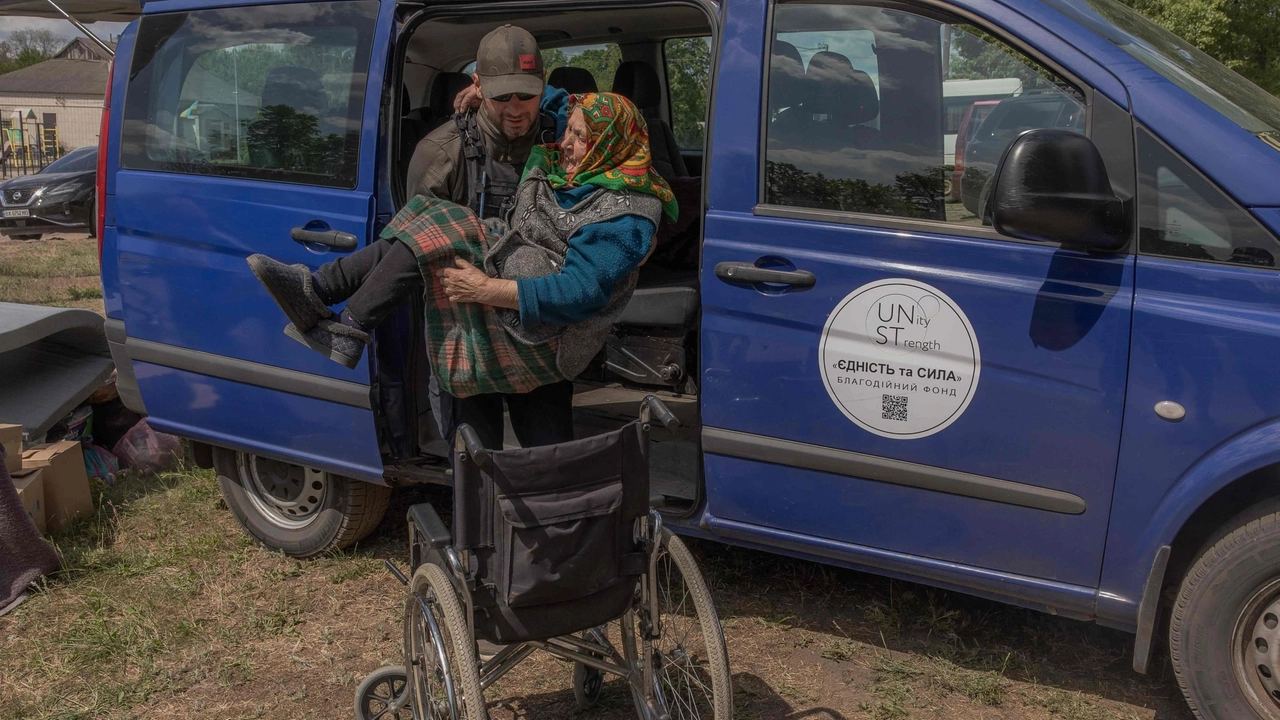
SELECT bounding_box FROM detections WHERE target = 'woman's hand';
[454,83,484,114]
[440,258,519,310]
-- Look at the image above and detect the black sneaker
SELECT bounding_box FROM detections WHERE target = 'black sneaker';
[284,320,370,369]
[247,254,333,332]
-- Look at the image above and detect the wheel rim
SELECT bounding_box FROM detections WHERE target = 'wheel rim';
[1233,577,1280,719]
[406,587,460,719]
[652,544,717,720]
[358,667,412,720]
[236,453,328,530]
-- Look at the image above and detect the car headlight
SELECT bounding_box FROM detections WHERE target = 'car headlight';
[42,182,81,200]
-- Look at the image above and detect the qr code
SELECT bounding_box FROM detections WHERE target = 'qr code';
[882,394,908,422]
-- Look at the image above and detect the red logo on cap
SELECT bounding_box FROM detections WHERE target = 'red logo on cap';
[519,54,537,70]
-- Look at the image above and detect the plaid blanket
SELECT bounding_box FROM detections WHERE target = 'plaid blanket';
[380,196,564,398]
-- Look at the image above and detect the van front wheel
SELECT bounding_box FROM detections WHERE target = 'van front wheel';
[214,447,389,558]
[1171,503,1280,720]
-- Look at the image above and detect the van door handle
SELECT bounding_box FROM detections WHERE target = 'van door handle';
[291,227,358,251]
[714,262,816,289]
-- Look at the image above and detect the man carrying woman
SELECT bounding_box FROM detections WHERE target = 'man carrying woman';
[247,28,676,450]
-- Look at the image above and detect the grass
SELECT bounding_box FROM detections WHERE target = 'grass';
[0,464,1193,720]
[0,240,98,278]
[0,234,1190,718]
[0,234,104,312]
[0,466,413,720]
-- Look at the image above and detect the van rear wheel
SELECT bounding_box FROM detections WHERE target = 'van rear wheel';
[1171,502,1280,719]
[214,447,389,557]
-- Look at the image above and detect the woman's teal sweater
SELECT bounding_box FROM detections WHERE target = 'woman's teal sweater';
[515,185,655,327]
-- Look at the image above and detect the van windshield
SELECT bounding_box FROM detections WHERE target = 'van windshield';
[1044,0,1280,153]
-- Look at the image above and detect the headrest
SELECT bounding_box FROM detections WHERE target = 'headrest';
[548,66,598,95]
[428,71,474,113]
[769,40,805,110]
[803,51,879,125]
[261,66,327,114]
[612,60,661,110]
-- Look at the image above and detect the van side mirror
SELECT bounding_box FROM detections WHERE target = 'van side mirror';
[991,129,1129,252]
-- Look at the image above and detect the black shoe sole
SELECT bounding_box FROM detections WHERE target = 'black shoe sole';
[248,255,330,332]
[284,323,363,369]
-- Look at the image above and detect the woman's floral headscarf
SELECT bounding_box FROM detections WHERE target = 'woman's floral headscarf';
[523,92,678,222]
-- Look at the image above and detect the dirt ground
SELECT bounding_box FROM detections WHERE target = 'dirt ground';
[0,466,1196,720]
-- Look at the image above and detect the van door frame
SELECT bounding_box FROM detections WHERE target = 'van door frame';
[380,0,721,487]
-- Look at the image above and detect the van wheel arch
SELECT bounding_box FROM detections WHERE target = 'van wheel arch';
[1137,465,1280,674]
[1165,465,1280,606]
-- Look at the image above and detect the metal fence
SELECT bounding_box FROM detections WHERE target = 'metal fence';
[0,145,68,179]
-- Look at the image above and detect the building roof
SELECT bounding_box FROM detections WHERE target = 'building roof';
[54,37,117,62]
[0,58,109,96]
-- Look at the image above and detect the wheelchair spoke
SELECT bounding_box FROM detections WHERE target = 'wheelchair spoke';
[647,539,720,719]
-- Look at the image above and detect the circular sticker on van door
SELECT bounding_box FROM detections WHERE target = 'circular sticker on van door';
[819,279,980,439]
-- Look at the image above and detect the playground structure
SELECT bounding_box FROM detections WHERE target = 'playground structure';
[1,109,66,179]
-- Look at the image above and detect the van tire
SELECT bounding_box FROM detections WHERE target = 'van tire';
[1170,501,1280,720]
[214,447,390,558]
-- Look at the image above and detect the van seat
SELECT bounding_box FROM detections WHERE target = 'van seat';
[618,266,699,326]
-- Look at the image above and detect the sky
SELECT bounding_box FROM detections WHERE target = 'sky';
[0,17,130,45]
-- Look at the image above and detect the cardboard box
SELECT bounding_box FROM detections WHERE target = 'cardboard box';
[0,424,21,476]
[11,468,45,534]
[22,441,90,533]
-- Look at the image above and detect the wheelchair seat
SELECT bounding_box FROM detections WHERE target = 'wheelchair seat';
[618,266,699,327]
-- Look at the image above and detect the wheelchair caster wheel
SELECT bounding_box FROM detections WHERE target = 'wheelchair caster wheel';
[573,660,605,709]
[355,665,412,720]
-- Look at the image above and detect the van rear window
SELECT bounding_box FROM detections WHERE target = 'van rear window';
[120,1,379,189]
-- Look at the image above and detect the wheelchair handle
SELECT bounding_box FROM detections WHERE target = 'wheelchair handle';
[457,424,491,470]
[642,396,680,430]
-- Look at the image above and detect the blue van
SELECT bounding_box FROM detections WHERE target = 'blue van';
[45,0,1280,713]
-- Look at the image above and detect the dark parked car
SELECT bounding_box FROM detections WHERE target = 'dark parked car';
[0,146,98,241]
[959,92,1085,218]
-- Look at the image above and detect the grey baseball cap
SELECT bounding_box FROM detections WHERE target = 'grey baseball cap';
[476,25,545,98]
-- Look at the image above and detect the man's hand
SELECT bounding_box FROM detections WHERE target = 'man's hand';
[454,83,483,114]
[440,257,519,309]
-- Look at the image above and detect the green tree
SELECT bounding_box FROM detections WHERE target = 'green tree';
[0,29,68,75]
[194,44,356,102]
[1118,0,1280,96]
[665,37,712,148]
[245,104,344,175]
[540,44,621,92]
[946,25,1063,90]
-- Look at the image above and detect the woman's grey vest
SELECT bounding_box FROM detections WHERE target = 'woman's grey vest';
[483,168,663,379]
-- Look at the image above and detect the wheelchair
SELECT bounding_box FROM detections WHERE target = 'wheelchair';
[356,396,732,720]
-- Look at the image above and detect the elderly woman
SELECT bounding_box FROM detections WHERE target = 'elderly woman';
[249,92,677,449]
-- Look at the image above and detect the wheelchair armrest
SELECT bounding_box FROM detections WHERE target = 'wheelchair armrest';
[408,503,453,549]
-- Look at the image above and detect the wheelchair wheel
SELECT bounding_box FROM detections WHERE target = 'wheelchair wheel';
[355,665,412,720]
[573,653,605,709]
[403,564,488,720]
[635,528,733,719]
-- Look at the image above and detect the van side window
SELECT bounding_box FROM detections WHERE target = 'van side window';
[763,2,1084,228]
[1137,128,1279,268]
[120,1,379,189]
[542,43,622,93]
[664,37,712,149]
